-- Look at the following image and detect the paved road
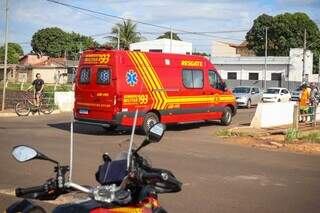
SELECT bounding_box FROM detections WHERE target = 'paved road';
[1,109,320,212]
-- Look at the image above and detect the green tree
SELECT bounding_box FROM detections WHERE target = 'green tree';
[246,13,320,72]
[67,32,99,59]
[31,27,69,57]
[0,43,24,64]
[157,31,181,41]
[109,20,142,50]
[192,52,210,57]
[31,27,98,59]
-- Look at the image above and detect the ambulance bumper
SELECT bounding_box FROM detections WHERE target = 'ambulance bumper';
[74,117,119,127]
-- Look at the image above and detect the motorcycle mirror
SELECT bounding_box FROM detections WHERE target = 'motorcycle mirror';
[147,123,166,143]
[11,145,59,164]
[12,145,38,162]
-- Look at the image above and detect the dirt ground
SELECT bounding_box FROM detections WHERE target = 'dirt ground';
[218,127,320,155]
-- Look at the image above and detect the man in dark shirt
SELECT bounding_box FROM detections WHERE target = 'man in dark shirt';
[27,73,44,106]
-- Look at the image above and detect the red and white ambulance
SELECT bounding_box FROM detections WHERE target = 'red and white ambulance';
[74,49,236,132]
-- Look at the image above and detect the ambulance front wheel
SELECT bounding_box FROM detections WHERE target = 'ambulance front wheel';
[143,112,160,133]
[220,107,232,126]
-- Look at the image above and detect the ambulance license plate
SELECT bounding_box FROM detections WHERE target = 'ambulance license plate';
[79,109,88,114]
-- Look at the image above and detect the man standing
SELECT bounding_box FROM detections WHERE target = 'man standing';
[299,84,309,123]
[27,73,44,106]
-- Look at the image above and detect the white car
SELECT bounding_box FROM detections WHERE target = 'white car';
[262,87,291,103]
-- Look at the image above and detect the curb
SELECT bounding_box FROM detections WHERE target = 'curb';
[0,110,62,117]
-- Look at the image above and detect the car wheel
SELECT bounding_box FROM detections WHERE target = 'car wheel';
[220,107,232,126]
[246,99,251,109]
[277,99,281,102]
[143,112,159,134]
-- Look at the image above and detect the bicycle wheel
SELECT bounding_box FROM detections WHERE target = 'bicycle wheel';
[15,101,31,116]
[39,98,54,114]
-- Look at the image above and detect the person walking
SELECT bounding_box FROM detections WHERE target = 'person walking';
[299,84,310,123]
[309,83,319,122]
[27,73,45,107]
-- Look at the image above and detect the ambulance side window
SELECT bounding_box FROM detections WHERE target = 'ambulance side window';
[97,68,111,85]
[208,70,222,90]
[182,69,203,89]
[79,68,90,84]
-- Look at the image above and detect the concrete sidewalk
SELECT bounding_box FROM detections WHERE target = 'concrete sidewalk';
[0,109,61,117]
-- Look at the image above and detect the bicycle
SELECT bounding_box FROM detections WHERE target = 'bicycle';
[15,91,54,116]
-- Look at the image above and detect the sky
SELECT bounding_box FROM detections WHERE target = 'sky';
[0,0,319,54]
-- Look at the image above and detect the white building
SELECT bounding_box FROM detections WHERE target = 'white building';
[211,48,318,90]
[129,39,192,55]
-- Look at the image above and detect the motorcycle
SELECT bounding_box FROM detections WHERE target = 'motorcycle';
[6,123,182,213]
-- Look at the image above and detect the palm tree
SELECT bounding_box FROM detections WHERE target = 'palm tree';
[109,20,142,50]
[157,31,181,41]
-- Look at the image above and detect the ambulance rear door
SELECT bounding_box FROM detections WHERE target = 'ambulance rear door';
[75,64,116,121]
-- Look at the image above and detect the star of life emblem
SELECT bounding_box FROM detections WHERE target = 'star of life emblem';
[126,70,138,87]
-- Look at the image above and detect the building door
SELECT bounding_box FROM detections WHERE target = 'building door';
[271,73,282,87]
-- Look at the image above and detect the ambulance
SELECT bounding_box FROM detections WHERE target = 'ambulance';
[74,48,236,132]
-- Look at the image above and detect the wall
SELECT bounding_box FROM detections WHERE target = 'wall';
[211,41,239,57]
[130,39,192,54]
[31,67,67,84]
[54,91,74,112]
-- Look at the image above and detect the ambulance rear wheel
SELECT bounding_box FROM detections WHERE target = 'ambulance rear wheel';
[220,107,232,126]
[143,112,159,133]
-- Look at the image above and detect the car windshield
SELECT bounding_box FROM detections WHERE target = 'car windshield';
[233,87,250,93]
[266,89,280,94]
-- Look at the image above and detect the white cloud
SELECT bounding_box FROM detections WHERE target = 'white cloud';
[1,0,318,53]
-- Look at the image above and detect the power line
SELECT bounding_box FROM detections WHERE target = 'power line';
[46,0,244,41]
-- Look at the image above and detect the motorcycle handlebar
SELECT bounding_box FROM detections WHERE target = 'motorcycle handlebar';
[16,185,45,197]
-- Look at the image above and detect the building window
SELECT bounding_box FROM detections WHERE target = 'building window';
[79,68,90,84]
[271,73,281,81]
[249,73,259,80]
[227,72,237,80]
[96,68,111,85]
[182,69,203,88]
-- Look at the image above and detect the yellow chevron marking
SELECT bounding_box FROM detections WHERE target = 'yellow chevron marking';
[127,53,155,107]
[128,52,235,110]
[132,52,163,109]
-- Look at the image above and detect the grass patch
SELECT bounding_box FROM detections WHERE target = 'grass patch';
[216,129,252,137]
[1,83,73,92]
[299,132,320,143]
[285,128,299,143]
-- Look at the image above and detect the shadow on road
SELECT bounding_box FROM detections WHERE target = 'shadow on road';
[48,122,132,136]
[48,120,223,135]
[166,121,222,131]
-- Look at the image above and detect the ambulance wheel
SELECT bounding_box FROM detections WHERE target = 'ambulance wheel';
[143,112,159,134]
[220,107,232,126]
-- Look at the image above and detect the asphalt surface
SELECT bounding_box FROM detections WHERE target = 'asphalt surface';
[1,108,320,212]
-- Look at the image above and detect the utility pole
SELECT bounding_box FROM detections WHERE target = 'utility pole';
[264,27,268,91]
[1,0,9,111]
[302,29,307,83]
[170,27,173,53]
[318,55,320,88]
[117,27,120,50]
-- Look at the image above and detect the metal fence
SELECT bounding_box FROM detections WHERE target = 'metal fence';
[0,90,55,110]
[293,104,319,129]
